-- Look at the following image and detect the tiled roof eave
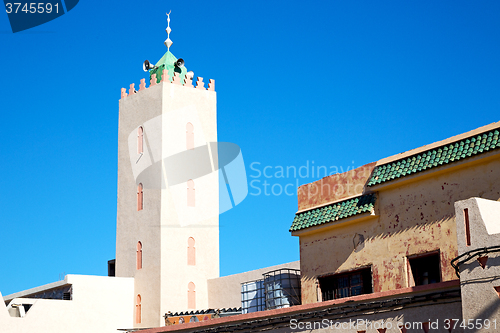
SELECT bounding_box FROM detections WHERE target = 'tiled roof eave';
[367,128,500,187]
[289,193,377,233]
[368,151,500,192]
[290,210,377,236]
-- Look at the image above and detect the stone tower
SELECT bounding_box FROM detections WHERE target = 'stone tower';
[115,20,219,328]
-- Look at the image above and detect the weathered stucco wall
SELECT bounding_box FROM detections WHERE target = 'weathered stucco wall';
[298,155,500,304]
[297,163,376,211]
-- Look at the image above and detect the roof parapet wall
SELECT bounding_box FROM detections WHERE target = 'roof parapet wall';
[120,71,215,99]
[297,162,376,212]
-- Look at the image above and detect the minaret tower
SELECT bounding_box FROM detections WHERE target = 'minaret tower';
[115,12,219,328]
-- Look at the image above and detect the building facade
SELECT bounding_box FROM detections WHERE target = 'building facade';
[134,122,500,333]
[116,48,219,328]
[291,122,500,305]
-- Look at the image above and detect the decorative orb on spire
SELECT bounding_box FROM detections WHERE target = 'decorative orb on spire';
[164,11,173,51]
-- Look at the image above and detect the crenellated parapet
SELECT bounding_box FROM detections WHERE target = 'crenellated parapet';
[120,71,215,99]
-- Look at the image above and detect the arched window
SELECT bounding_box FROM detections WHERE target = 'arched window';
[138,126,144,154]
[188,282,196,309]
[136,241,142,270]
[186,123,194,150]
[136,294,141,324]
[187,179,195,207]
[187,237,195,266]
[137,183,143,211]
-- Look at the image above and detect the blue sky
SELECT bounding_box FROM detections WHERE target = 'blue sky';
[1,0,499,296]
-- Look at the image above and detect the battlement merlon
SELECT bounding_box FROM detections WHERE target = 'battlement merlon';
[120,72,215,99]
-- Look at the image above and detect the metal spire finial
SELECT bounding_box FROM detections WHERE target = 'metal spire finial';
[164,11,173,51]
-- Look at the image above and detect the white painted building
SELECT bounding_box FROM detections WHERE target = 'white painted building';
[1,275,134,333]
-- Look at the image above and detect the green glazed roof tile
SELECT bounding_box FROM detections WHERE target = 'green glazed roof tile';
[367,127,500,187]
[289,194,376,232]
[149,50,188,84]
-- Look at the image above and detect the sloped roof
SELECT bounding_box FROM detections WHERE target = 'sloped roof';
[290,194,376,232]
[368,128,500,186]
[149,50,187,84]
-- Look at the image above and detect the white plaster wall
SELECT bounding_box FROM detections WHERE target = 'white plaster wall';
[160,225,219,313]
[161,83,218,227]
[0,275,134,333]
[455,198,500,331]
[159,82,219,316]
[128,114,163,182]
[116,83,164,328]
[475,198,500,235]
[117,79,219,327]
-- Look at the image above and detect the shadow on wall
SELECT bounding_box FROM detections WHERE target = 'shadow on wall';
[460,256,500,278]
[474,296,500,322]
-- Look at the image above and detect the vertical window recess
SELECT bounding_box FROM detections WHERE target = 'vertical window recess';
[138,126,144,154]
[137,183,143,211]
[188,237,196,266]
[136,241,142,270]
[188,282,196,309]
[136,294,141,324]
[464,208,471,246]
[187,179,195,207]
